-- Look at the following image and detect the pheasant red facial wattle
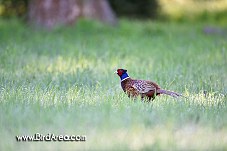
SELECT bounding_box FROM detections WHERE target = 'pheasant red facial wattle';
[115,69,182,100]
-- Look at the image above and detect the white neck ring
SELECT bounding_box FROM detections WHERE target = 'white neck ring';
[121,77,130,82]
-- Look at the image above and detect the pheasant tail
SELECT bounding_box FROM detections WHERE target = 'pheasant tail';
[157,89,182,98]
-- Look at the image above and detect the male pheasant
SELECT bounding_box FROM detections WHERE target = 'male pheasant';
[115,69,182,100]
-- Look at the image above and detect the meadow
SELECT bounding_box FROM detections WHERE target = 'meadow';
[0,19,226,150]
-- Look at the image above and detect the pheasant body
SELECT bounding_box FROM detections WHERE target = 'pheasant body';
[116,69,182,100]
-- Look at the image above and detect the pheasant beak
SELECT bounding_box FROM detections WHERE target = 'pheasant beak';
[114,71,117,74]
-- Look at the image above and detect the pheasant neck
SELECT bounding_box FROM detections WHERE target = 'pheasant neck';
[120,73,130,82]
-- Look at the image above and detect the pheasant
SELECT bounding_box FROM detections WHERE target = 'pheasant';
[115,69,182,100]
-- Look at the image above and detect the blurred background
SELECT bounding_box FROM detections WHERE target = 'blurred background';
[0,0,227,28]
[0,0,227,150]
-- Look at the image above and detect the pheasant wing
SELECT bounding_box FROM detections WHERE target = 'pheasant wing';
[132,80,156,93]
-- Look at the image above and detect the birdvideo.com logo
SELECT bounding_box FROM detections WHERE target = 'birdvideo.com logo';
[16,133,86,142]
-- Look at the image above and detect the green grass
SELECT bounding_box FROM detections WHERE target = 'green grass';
[0,19,227,150]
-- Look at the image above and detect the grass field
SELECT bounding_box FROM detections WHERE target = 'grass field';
[0,19,227,150]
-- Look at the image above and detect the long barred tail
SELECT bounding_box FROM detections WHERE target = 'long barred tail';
[157,89,183,98]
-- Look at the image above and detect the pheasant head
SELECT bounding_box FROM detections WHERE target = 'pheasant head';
[115,69,130,81]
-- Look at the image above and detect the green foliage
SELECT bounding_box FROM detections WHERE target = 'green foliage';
[0,0,28,18]
[109,0,159,19]
[1,0,227,23]
[158,0,227,23]
[198,10,227,24]
[0,19,227,150]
